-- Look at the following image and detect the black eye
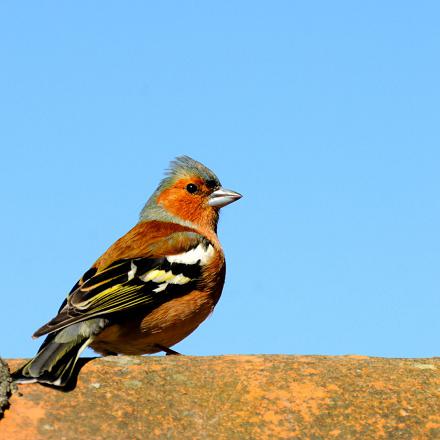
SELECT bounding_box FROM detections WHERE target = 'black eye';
[186,183,198,194]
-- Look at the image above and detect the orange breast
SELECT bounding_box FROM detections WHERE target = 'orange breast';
[90,289,216,355]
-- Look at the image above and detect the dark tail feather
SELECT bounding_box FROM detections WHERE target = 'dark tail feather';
[12,332,91,387]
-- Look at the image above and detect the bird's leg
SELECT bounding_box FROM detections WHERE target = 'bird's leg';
[155,344,182,356]
[101,350,118,356]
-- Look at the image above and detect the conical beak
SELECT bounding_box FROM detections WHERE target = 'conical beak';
[208,187,242,208]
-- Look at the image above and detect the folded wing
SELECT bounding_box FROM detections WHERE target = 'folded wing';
[34,234,215,337]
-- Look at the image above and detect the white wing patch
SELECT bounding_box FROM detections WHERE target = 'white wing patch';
[127,261,137,281]
[167,243,215,266]
[139,269,192,293]
[137,243,215,294]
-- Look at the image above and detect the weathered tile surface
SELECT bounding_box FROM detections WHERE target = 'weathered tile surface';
[1,355,439,439]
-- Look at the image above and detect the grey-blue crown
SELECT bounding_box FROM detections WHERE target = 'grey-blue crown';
[162,156,221,188]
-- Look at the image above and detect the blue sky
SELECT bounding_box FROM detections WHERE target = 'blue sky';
[1,2,439,359]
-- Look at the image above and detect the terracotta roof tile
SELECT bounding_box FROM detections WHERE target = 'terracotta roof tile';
[1,355,439,439]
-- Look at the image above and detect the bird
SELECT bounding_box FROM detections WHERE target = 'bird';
[13,156,242,387]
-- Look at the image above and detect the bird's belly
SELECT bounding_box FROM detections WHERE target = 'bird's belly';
[90,290,215,355]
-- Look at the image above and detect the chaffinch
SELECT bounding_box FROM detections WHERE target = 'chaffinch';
[13,156,242,387]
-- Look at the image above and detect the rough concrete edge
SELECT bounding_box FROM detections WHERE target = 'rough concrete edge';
[0,357,12,419]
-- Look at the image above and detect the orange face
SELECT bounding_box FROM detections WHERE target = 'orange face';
[156,177,219,230]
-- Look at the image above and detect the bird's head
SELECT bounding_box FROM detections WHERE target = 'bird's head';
[140,156,242,231]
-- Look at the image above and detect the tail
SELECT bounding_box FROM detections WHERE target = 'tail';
[12,332,92,387]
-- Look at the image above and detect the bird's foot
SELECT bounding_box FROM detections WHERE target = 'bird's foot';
[155,344,182,356]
